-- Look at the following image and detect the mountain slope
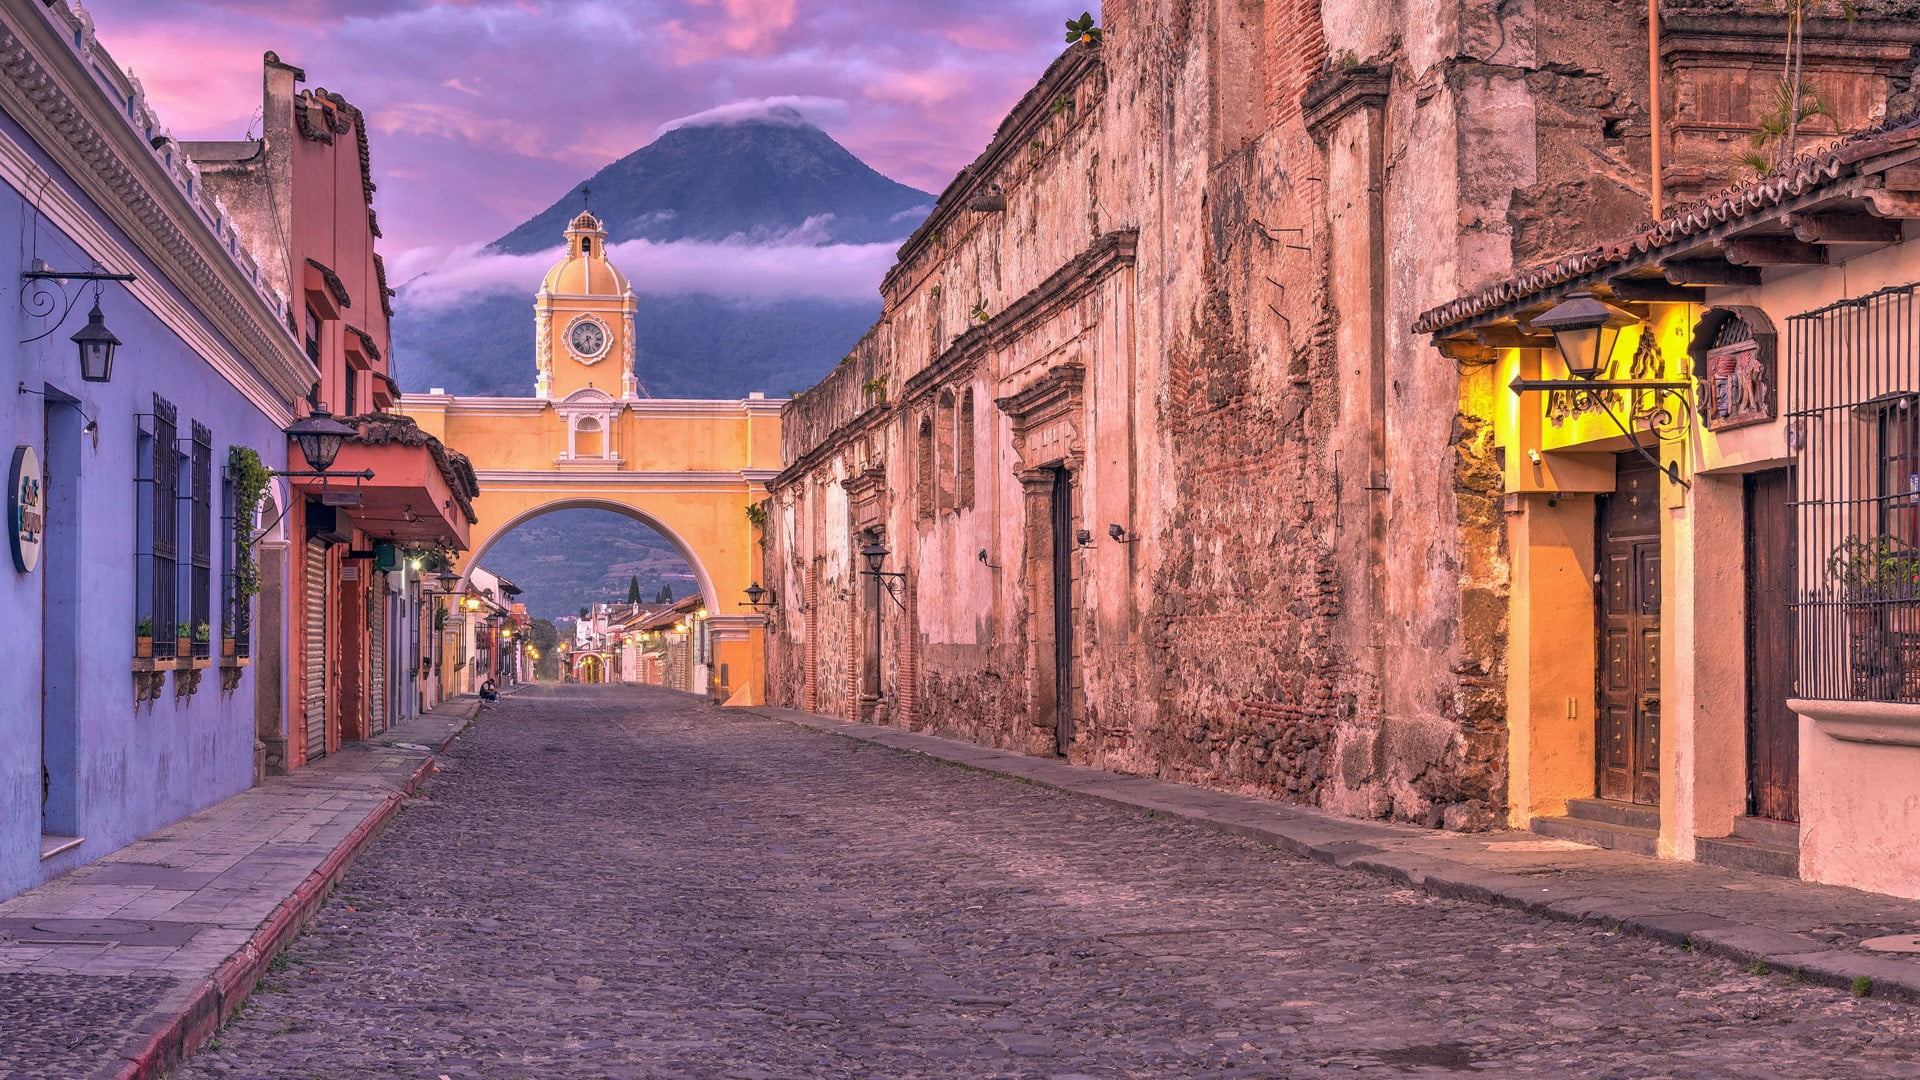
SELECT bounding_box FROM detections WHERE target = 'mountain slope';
[494,112,932,251]
[393,114,930,401]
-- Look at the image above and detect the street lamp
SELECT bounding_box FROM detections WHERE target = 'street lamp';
[285,403,358,473]
[1528,291,1639,381]
[860,538,890,576]
[71,299,121,383]
[437,569,460,592]
[744,581,776,610]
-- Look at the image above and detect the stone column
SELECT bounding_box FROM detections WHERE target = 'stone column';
[253,541,289,781]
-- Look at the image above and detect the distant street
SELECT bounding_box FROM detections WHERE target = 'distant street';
[175,684,1920,1079]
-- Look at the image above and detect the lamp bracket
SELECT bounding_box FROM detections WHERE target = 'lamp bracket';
[18,266,136,346]
[1508,377,1694,488]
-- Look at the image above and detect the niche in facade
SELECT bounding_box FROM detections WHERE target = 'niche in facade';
[1690,306,1778,432]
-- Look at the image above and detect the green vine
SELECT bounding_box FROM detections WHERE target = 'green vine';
[228,447,271,601]
[745,499,769,532]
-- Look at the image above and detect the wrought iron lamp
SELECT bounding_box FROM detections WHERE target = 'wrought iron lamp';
[20,264,135,383]
[285,404,357,473]
[744,581,776,610]
[859,537,907,609]
[71,299,121,383]
[1507,289,1694,487]
[1529,291,1638,380]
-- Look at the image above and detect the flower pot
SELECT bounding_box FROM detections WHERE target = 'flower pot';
[176,637,192,657]
[222,637,236,659]
[136,636,153,659]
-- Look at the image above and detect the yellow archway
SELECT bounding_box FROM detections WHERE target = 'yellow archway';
[402,395,782,704]
[397,211,783,704]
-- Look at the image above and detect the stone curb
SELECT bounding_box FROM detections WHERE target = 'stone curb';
[759,709,1920,1007]
[109,755,441,1080]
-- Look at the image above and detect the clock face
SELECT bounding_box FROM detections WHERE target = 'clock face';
[568,319,609,361]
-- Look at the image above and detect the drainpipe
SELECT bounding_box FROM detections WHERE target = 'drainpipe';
[1649,0,1663,218]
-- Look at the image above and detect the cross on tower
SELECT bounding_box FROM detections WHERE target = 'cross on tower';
[581,186,592,213]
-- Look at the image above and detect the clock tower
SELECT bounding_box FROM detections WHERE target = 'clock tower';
[534,210,640,401]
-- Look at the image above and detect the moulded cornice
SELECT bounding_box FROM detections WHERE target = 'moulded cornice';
[0,5,312,406]
[1302,64,1391,142]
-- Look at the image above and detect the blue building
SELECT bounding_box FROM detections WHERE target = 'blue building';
[0,2,314,900]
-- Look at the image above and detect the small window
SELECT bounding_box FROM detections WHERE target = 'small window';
[343,370,358,417]
[303,306,321,366]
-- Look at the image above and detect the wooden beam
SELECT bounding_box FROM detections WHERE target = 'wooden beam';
[1723,236,1828,266]
[1605,277,1706,303]
[1883,164,1920,192]
[1473,325,1554,350]
[1662,259,1763,286]
[1787,213,1904,245]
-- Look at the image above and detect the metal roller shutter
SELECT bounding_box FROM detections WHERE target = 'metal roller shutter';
[303,539,328,760]
[369,572,387,735]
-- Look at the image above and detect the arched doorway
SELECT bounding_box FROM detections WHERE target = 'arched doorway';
[576,654,604,684]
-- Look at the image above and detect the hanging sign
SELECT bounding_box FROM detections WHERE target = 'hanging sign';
[10,446,43,573]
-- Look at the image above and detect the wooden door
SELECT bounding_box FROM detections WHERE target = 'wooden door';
[1051,469,1076,754]
[1745,468,1799,822]
[1597,457,1662,806]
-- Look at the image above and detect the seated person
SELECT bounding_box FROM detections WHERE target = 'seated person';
[480,678,499,702]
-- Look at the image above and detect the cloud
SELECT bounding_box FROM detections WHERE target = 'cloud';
[399,234,896,309]
[654,95,846,136]
[82,0,1087,270]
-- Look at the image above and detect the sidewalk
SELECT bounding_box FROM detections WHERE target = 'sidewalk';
[0,697,486,1080]
[750,706,1920,1005]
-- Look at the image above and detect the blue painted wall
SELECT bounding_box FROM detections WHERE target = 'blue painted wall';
[0,109,294,900]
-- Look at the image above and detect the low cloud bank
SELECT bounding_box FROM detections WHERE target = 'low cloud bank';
[398,232,897,309]
[654,96,847,137]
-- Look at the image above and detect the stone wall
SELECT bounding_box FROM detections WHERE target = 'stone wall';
[764,0,1911,831]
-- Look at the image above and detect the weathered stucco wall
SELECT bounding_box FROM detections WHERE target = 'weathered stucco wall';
[764,0,1907,831]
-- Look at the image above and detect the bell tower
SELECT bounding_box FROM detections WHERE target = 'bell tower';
[534,204,640,400]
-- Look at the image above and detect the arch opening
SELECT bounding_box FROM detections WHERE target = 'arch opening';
[460,498,719,619]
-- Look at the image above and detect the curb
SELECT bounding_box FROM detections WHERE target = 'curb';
[768,712,1920,1007]
[110,754,437,1080]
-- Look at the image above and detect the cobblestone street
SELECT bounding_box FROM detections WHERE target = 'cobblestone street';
[174,685,1920,1079]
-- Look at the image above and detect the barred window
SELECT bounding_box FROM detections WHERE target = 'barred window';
[1788,283,1920,703]
[189,423,212,661]
[138,395,179,660]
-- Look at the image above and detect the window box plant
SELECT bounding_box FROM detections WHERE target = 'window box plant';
[1828,534,1920,699]
[176,621,193,658]
[136,617,154,659]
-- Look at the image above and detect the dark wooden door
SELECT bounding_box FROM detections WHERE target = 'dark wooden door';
[1745,467,1799,822]
[1597,456,1662,806]
[1051,469,1076,755]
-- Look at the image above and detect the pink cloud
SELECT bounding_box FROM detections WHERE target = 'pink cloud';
[80,0,1091,275]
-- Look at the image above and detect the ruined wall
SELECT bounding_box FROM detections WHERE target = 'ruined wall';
[765,0,1910,831]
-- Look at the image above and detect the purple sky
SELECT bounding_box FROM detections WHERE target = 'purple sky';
[85,0,1089,284]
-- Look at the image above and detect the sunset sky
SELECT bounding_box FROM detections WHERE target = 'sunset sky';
[84,0,1088,284]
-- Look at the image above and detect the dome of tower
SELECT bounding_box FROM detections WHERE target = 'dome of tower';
[541,211,629,296]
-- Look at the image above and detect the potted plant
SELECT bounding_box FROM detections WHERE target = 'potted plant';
[176,621,193,658]
[1828,535,1920,696]
[135,616,154,659]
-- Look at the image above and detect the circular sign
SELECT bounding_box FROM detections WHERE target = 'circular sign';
[10,445,43,573]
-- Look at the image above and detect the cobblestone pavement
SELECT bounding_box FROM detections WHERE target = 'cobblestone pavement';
[175,684,1920,1079]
